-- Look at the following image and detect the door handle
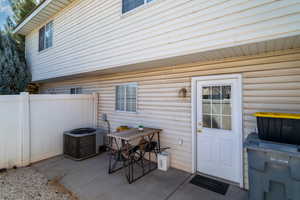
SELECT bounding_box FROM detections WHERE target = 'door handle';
[197,122,203,133]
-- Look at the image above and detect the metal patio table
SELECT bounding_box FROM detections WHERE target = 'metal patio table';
[107,128,162,183]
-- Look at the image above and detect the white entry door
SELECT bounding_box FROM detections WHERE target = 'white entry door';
[195,75,242,184]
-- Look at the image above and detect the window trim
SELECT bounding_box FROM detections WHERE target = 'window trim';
[121,0,157,16]
[38,21,53,52]
[115,82,138,113]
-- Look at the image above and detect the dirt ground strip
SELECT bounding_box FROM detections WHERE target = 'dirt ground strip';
[0,167,78,200]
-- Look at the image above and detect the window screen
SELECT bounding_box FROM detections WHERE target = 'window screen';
[45,22,53,49]
[116,84,137,112]
[39,21,53,51]
[116,85,125,111]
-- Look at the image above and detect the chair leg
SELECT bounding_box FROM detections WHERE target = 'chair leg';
[125,158,130,182]
[141,153,145,175]
[148,152,151,171]
[108,153,112,174]
[130,158,134,183]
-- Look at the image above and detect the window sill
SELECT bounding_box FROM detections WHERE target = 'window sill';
[120,0,161,19]
[115,110,138,114]
[38,46,53,54]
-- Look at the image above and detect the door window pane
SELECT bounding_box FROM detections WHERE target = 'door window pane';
[222,86,231,115]
[222,86,231,99]
[211,86,222,115]
[201,85,232,131]
[212,86,221,100]
[212,115,221,129]
[212,100,221,115]
[222,100,231,116]
[203,100,211,114]
[222,116,232,130]
[203,115,211,128]
[202,87,211,99]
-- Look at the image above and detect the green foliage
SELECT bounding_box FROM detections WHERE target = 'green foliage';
[9,0,37,25]
[7,0,38,49]
[0,30,31,94]
[5,17,25,52]
[0,0,37,94]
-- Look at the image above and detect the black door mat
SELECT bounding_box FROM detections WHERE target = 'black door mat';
[190,175,229,195]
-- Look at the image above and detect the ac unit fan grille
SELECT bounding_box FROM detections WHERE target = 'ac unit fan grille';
[64,134,96,160]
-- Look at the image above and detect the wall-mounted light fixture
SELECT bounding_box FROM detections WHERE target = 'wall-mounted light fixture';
[178,88,187,98]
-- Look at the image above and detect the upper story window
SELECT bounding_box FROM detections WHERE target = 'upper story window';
[122,0,155,14]
[39,21,53,52]
[116,83,137,112]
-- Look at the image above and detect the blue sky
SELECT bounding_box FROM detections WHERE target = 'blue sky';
[0,0,13,30]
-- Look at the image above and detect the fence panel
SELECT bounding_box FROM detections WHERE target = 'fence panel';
[0,96,22,169]
[0,93,97,169]
[29,94,95,162]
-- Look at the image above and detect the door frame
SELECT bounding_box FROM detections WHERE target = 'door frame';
[191,74,244,188]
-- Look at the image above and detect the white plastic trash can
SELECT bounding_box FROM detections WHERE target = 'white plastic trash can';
[158,152,170,171]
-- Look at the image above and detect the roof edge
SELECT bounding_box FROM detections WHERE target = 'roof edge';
[13,0,69,35]
[13,0,53,35]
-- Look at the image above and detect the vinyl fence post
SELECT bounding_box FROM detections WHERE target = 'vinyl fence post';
[20,92,30,166]
[92,92,99,128]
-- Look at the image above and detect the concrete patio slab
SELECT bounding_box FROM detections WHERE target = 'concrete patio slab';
[33,153,247,200]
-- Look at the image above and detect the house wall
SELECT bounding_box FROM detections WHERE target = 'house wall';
[25,0,300,81]
[40,48,300,188]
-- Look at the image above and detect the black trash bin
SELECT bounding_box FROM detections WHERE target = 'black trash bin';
[254,112,300,145]
[245,133,300,200]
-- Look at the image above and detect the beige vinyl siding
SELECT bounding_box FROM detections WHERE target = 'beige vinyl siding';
[40,48,300,187]
[25,0,300,81]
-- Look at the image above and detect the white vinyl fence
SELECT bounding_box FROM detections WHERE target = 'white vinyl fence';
[0,93,98,169]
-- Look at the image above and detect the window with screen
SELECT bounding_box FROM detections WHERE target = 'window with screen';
[122,0,155,14]
[39,21,53,51]
[70,87,82,94]
[116,83,137,112]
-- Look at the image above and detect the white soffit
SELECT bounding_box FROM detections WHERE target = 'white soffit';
[13,0,73,35]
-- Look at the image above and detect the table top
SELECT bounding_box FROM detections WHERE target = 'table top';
[107,128,162,141]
